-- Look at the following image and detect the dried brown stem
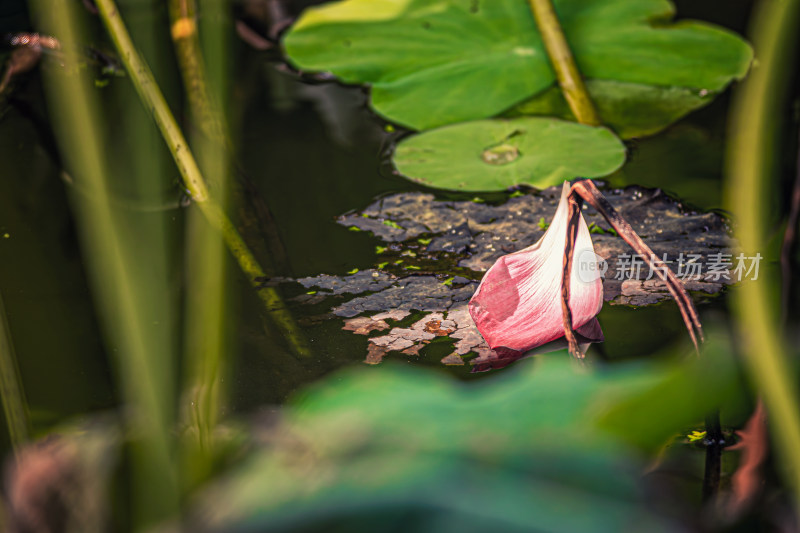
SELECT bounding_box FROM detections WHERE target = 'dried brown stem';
[570,179,704,352]
[703,410,724,502]
[567,179,715,496]
[561,194,583,357]
[726,400,768,515]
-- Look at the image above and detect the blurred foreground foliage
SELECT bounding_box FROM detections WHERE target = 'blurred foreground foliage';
[187,331,749,532]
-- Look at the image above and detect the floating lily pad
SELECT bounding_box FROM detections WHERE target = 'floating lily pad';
[283,0,752,131]
[393,118,626,190]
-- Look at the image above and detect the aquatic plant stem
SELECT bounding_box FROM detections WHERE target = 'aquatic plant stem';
[0,290,30,453]
[94,0,311,358]
[560,194,582,358]
[200,200,310,352]
[570,179,704,350]
[703,410,723,502]
[94,0,207,202]
[33,0,180,526]
[780,132,800,323]
[571,178,720,497]
[527,0,600,126]
[168,0,229,485]
[725,0,800,510]
[168,0,223,144]
[167,0,292,278]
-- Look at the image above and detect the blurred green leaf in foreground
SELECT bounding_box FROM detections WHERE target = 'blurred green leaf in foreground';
[190,331,748,533]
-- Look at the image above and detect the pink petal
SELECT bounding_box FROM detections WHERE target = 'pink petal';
[468,182,604,356]
[471,318,604,372]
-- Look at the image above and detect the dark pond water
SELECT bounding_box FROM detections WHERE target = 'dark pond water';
[0,0,755,456]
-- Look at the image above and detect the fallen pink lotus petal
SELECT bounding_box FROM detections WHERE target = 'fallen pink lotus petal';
[469,182,604,358]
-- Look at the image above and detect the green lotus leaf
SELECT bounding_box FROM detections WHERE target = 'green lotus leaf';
[508,80,714,139]
[393,117,626,191]
[283,0,752,132]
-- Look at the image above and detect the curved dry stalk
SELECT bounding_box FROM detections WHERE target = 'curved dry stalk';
[570,179,704,352]
[568,180,719,498]
[560,194,582,357]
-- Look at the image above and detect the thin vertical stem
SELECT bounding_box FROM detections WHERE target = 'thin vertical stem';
[94,0,208,202]
[725,0,800,510]
[780,133,800,323]
[167,0,292,279]
[32,0,180,526]
[527,0,601,126]
[571,177,719,498]
[561,194,582,357]
[169,0,230,484]
[0,291,30,453]
[703,410,724,502]
[94,0,311,358]
[571,179,704,349]
[168,0,224,144]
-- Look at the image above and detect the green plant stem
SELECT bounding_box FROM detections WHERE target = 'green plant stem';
[167,0,292,278]
[0,290,30,453]
[527,0,600,126]
[201,201,312,354]
[182,201,227,487]
[725,0,800,511]
[32,0,180,526]
[94,0,311,358]
[168,0,229,484]
[168,0,224,145]
[94,0,207,202]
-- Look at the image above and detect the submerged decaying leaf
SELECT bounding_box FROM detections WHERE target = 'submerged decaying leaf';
[285,185,735,368]
[343,303,492,366]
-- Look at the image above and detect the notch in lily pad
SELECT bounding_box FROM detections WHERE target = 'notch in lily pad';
[393,117,625,191]
[481,143,520,165]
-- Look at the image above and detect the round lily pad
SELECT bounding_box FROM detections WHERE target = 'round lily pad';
[393,117,626,190]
